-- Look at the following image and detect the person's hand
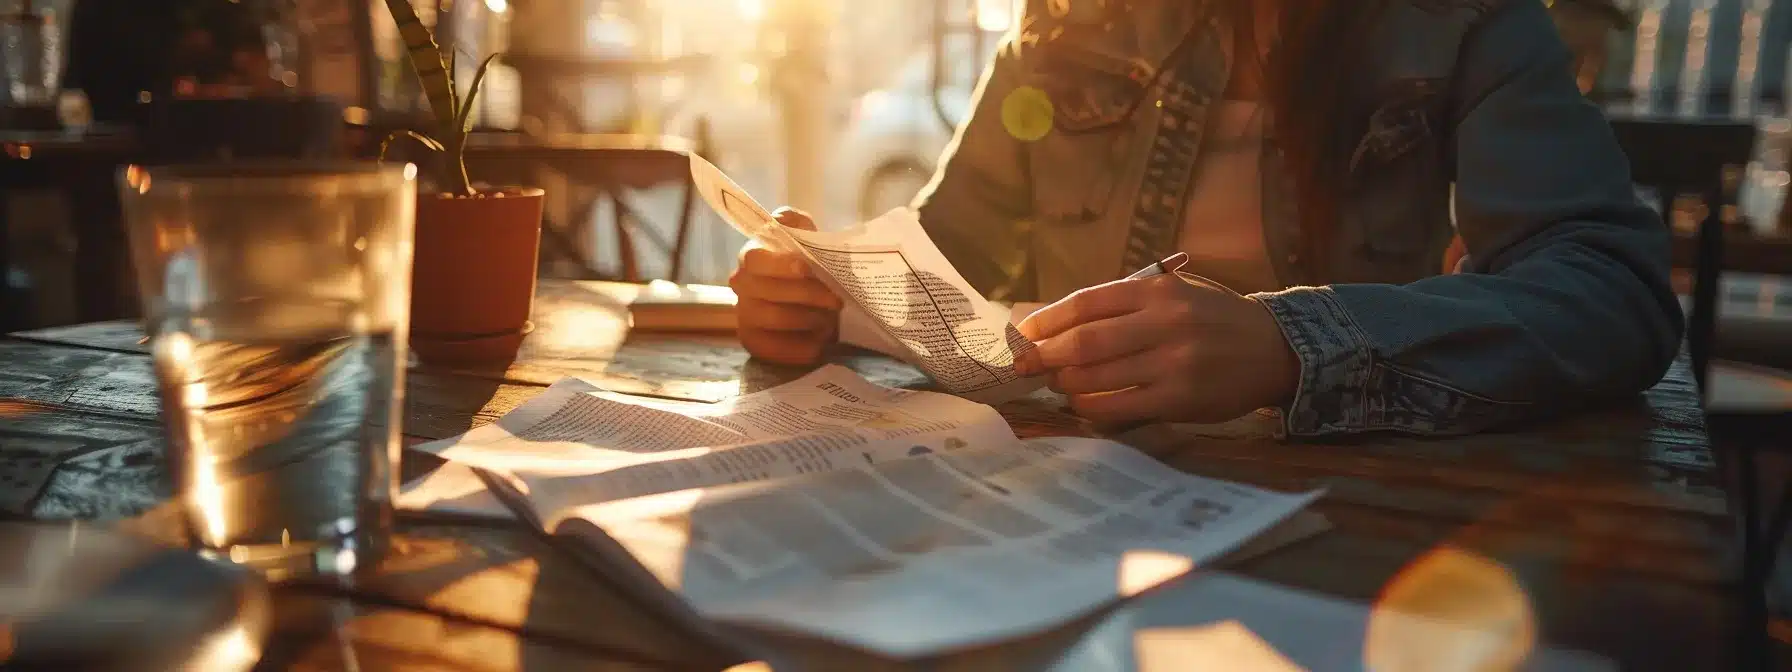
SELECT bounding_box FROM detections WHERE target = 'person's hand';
[1014,274,1300,427]
[1442,234,1469,274]
[728,208,843,365]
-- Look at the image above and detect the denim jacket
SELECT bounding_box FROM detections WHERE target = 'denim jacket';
[911,0,1684,437]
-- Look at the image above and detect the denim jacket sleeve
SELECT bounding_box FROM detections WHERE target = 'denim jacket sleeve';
[1254,0,1685,437]
[910,36,1035,300]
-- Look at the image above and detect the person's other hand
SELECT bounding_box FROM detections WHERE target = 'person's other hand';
[1014,274,1300,427]
[1442,234,1469,274]
[729,208,842,365]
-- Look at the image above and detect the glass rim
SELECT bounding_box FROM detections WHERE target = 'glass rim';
[119,160,417,197]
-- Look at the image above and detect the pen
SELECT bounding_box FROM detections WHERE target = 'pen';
[1124,252,1190,280]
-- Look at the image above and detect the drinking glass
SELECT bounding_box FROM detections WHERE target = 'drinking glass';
[120,162,416,581]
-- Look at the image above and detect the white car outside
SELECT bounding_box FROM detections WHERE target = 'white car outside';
[828,35,997,223]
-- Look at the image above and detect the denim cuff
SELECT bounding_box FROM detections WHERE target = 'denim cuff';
[1251,286,1376,437]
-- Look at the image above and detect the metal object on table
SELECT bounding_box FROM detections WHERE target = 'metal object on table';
[118,160,415,582]
[0,522,270,670]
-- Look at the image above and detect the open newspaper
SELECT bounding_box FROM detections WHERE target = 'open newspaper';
[401,365,1322,658]
[689,156,1042,404]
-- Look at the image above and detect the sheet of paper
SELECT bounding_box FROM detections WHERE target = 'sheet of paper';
[690,155,1043,403]
[398,366,1017,517]
[552,436,1322,658]
[785,211,1042,404]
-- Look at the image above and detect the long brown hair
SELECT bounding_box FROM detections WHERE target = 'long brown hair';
[1259,0,1392,279]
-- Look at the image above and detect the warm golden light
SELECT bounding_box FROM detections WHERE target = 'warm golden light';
[1366,547,1535,672]
[1117,550,1195,598]
[157,332,230,546]
[1136,621,1304,672]
[124,165,150,194]
[484,0,508,13]
[187,622,262,671]
[737,0,765,21]
[189,439,230,546]
[534,303,628,357]
[975,0,1014,32]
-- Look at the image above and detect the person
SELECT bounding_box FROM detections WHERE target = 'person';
[728,0,1683,437]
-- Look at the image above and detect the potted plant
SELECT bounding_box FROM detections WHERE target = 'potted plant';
[380,0,542,364]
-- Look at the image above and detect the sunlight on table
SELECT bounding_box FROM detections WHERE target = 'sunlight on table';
[528,301,630,360]
[185,622,263,672]
[1118,550,1195,598]
[1366,547,1536,672]
[1136,620,1303,672]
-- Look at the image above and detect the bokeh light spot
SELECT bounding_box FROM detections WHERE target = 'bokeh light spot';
[1002,86,1055,142]
[1366,547,1536,672]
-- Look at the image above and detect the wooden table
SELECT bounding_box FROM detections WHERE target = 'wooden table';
[0,281,1739,669]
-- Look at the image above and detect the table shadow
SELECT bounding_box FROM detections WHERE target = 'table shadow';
[521,531,745,670]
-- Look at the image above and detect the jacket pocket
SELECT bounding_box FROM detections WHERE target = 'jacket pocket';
[1035,45,1156,133]
[1023,43,1151,223]
[1347,78,1443,178]
[1345,78,1449,262]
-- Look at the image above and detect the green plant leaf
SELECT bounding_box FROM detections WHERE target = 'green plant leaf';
[458,53,504,135]
[377,129,445,162]
[379,0,457,133]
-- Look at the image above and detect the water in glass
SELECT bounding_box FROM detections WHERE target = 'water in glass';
[122,162,414,581]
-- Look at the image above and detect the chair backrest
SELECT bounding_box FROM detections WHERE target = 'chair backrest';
[1608,113,1756,396]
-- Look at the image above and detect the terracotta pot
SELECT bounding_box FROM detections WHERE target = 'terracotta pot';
[410,188,544,364]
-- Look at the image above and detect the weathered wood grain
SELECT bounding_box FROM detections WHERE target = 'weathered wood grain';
[1,400,164,518]
[12,319,148,353]
[0,338,555,442]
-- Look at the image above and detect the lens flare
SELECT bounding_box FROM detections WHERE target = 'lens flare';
[1366,547,1535,672]
[1001,86,1054,142]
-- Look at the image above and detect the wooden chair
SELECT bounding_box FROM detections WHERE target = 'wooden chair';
[1614,112,1792,669]
[459,121,714,284]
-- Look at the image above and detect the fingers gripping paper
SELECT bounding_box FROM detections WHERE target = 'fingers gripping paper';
[691,156,1043,404]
